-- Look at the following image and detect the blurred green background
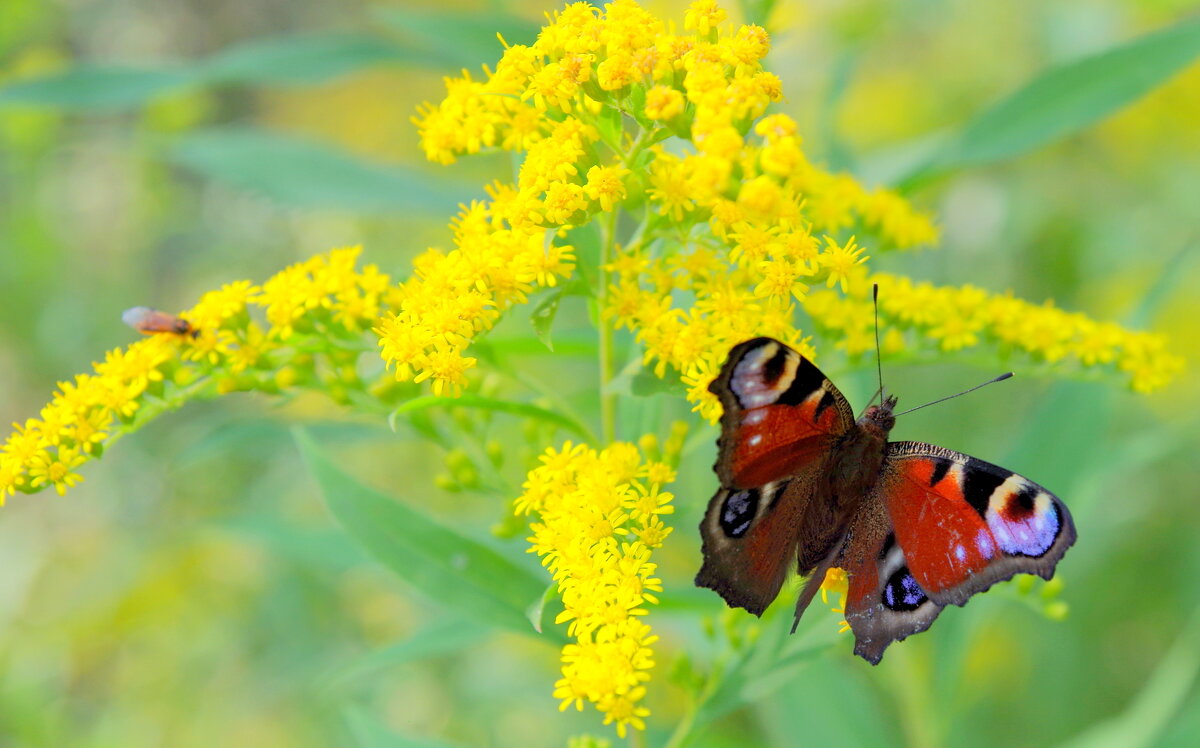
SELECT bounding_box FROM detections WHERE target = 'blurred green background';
[1,0,1197,746]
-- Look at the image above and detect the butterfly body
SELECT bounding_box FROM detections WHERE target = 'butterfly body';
[696,337,1076,664]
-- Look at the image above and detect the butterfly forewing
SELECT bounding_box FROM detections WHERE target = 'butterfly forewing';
[709,337,854,489]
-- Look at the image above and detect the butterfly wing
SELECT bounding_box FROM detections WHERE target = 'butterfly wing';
[708,338,855,489]
[878,441,1077,607]
[839,497,944,664]
[696,338,856,615]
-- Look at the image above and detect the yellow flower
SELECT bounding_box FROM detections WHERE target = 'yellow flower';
[643,85,685,121]
[519,439,674,737]
[819,235,868,292]
[646,152,694,220]
[542,181,588,225]
[684,0,727,36]
[584,164,630,212]
[26,447,86,496]
[0,457,21,500]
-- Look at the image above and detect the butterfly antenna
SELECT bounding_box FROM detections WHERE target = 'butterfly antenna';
[866,283,885,408]
[893,372,1014,417]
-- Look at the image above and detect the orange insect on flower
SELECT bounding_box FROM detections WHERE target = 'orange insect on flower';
[121,307,197,337]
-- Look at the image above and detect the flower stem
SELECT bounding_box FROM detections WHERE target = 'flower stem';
[598,206,618,445]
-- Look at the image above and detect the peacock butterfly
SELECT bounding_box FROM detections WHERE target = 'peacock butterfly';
[695,334,1076,664]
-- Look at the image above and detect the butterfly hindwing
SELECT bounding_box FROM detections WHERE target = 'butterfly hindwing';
[839,498,943,664]
[878,441,1077,607]
[696,338,856,615]
[697,476,815,615]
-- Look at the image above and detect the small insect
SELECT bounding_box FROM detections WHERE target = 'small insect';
[122,307,197,338]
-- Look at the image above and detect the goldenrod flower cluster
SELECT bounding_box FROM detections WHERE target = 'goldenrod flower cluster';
[404,0,1179,423]
[375,200,576,396]
[392,0,937,404]
[804,273,1186,394]
[515,437,678,737]
[1,247,390,500]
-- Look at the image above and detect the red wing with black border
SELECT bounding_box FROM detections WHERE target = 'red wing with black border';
[696,338,855,616]
[879,441,1076,607]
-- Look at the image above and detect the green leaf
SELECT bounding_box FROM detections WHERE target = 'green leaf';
[631,368,688,397]
[694,615,841,726]
[897,17,1200,181]
[595,103,625,150]
[201,33,415,85]
[0,33,414,112]
[0,67,196,111]
[529,292,562,352]
[1059,605,1200,748]
[372,8,539,70]
[952,17,1200,166]
[525,582,559,634]
[320,621,489,692]
[529,279,589,352]
[738,0,779,29]
[169,127,475,213]
[294,428,559,641]
[390,393,592,440]
[1126,239,1194,329]
[342,707,467,748]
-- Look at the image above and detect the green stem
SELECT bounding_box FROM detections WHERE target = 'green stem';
[598,206,618,445]
[884,644,941,748]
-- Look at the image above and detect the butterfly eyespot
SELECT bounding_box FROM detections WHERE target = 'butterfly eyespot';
[882,567,928,612]
[719,489,758,538]
[1005,485,1038,519]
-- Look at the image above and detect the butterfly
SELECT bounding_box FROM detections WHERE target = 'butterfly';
[695,336,1076,664]
[122,307,198,338]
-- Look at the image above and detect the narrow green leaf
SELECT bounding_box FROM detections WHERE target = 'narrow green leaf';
[1126,239,1194,329]
[694,621,840,726]
[526,582,559,634]
[201,33,415,84]
[881,17,1200,183]
[0,33,414,112]
[169,127,475,213]
[529,279,589,352]
[631,368,688,397]
[372,8,539,69]
[944,17,1200,171]
[294,428,558,640]
[738,0,779,29]
[390,393,592,439]
[1060,605,1200,748]
[0,67,195,111]
[530,291,564,352]
[321,621,489,692]
[342,707,467,748]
